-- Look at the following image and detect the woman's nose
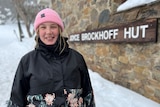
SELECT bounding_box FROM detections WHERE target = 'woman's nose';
[46,27,52,34]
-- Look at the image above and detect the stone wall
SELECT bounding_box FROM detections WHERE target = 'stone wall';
[51,0,160,103]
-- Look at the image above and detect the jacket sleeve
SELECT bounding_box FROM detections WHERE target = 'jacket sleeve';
[7,58,29,107]
[79,56,96,107]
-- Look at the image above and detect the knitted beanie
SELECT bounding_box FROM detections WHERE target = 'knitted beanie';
[34,8,64,31]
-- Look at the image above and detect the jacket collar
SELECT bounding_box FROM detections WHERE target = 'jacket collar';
[36,36,69,59]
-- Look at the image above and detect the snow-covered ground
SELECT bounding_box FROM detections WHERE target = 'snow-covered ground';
[0,24,159,107]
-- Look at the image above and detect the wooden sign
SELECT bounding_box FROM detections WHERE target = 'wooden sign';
[69,18,157,43]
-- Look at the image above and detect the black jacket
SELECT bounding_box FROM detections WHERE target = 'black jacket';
[8,38,95,107]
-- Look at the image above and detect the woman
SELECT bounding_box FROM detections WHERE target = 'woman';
[7,8,95,107]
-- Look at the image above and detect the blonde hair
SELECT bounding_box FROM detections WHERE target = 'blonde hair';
[35,26,66,55]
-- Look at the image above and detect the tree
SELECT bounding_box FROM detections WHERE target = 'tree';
[12,0,45,40]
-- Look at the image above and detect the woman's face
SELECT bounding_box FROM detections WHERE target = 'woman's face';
[38,22,59,45]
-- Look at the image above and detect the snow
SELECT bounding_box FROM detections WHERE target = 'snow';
[0,24,160,107]
[117,0,157,12]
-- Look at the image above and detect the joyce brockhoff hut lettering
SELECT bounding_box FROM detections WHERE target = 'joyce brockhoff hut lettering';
[69,18,157,43]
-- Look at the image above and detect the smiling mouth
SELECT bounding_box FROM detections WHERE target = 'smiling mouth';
[45,36,55,40]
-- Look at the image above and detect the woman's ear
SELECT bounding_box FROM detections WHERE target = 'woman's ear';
[36,28,39,35]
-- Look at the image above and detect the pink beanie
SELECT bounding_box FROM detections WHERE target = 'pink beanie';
[34,8,64,31]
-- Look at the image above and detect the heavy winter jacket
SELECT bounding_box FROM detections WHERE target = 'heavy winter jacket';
[7,37,95,107]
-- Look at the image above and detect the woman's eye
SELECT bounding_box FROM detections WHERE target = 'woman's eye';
[40,26,46,29]
[51,26,57,28]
